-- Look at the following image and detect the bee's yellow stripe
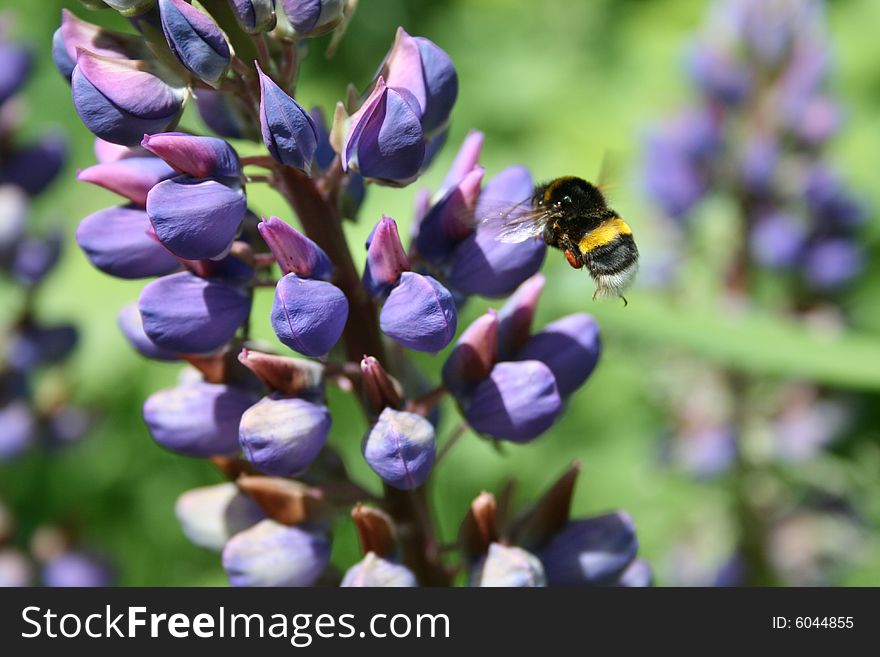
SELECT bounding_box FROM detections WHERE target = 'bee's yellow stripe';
[578,217,632,253]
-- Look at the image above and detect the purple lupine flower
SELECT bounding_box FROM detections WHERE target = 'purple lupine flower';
[52,9,149,82]
[376,27,458,137]
[686,42,751,105]
[414,165,484,265]
[802,238,862,291]
[138,271,252,353]
[447,167,546,297]
[229,0,278,33]
[341,552,417,587]
[239,394,331,476]
[257,63,318,171]
[0,186,26,265]
[441,308,498,399]
[615,559,653,587]
[159,0,230,85]
[749,211,806,270]
[194,88,255,140]
[362,407,436,490]
[271,274,348,357]
[143,381,258,457]
[379,271,457,352]
[7,324,77,373]
[9,232,62,287]
[496,273,545,359]
[739,135,778,195]
[279,0,344,38]
[175,482,266,551]
[258,216,332,279]
[669,423,738,477]
[0,549,32,587]
[0,135,67,197]
[71,50,188,146]
[0,39,31,107]
[470,543,547,587]
[222,519,330,586]
[42,551,113,587]
[463,360,561,443]
[538,512,639,586]
[437,130,483,198]
[77,157,176,206]
[117,303,178,361]
[341,77,425,185]
[76,206,180,279]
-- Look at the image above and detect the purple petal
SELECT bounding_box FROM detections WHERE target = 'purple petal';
[54,9,148,82]
[0,401,36,460]
[77,205,180,279]
[538,513,639,585]
[143,381,258,457]
[463,360,561,443]
[117,303,178,361]
[280,0,343,36]
[614,559,653,587]
[0,187,26,260]
[7,324,78,372]
[10,233,62,286]
[380,272,457,352]
[222,520,329,586]
[802,238,863,291]
[93,137,148,163]
[413,36,458,135]
[309,106,336,171]
[239,394,331,476]
[438,130,483,197]
[159,0,230,83]
[77,157,176,206]
[497,273,545,359]
[363,215,410,297]
[258,217,332,279]
[448,219,546,298]
[414,166,484,264]
[442,309,498,398]
[516,313,601,397]
[749,211,806,270]
[175,482,266,551]
[362,407,436,490]
[271,274,348,357]
[138,271,251,353]
[42,552,113,587]
[257,63,318,171]
[142,132,241,180]
[194,88,253,140]
[147,175,246,260]
[71,50,186,146]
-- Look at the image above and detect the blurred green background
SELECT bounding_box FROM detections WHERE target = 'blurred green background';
[2,0,879,585]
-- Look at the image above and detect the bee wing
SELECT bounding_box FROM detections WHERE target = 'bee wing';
[476,201,550,244]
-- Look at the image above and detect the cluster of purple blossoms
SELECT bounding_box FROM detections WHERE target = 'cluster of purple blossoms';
[642,0,867,585]
[58,0,648,586]
[643,0,864,295]
[0,502,113,587]
[0,20,90,462]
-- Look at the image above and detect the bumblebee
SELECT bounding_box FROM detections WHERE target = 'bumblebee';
[485,176,639,303]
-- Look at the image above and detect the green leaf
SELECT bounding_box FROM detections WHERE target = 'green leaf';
[590,294,880,391]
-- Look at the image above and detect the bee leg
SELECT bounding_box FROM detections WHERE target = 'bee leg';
[564,248,583,269]
[592,289,598,301]
[620,295,628,307]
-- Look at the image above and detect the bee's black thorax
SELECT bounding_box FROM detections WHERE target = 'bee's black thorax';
[533,176,617,256]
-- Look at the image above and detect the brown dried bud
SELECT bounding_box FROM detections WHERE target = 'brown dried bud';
[459,491,499,560]
[236,475,330,526]
[361,355,403,413]
[238,348,324,396]
[510,461,581,548]
[351,503,397,558]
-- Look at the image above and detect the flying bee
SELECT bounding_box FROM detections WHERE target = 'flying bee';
[482,176,639,304]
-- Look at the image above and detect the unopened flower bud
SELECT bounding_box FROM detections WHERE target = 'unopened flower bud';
[342,77,425,185]
[442,310,498,399]
[175,482,265,551]
[362,407,435,490]
[53,9,148,82]
[257,64,318,171]
[360,355,404,413]
[470,543,546,587]
[379,272,457,352]
[279,0,344,38]
[238,348,324,396]
[236,475,329,526]
[415,166,483,264]
[363,216,410,297]
[239,394,331,476]
[229,0,277,33]
[341,552,416,587]
[222,519,329,586]
[497,273,544,358]
[258,217,332,279]
[271,274,348,357]
[141,132,241,181]
[159,0,230,84]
